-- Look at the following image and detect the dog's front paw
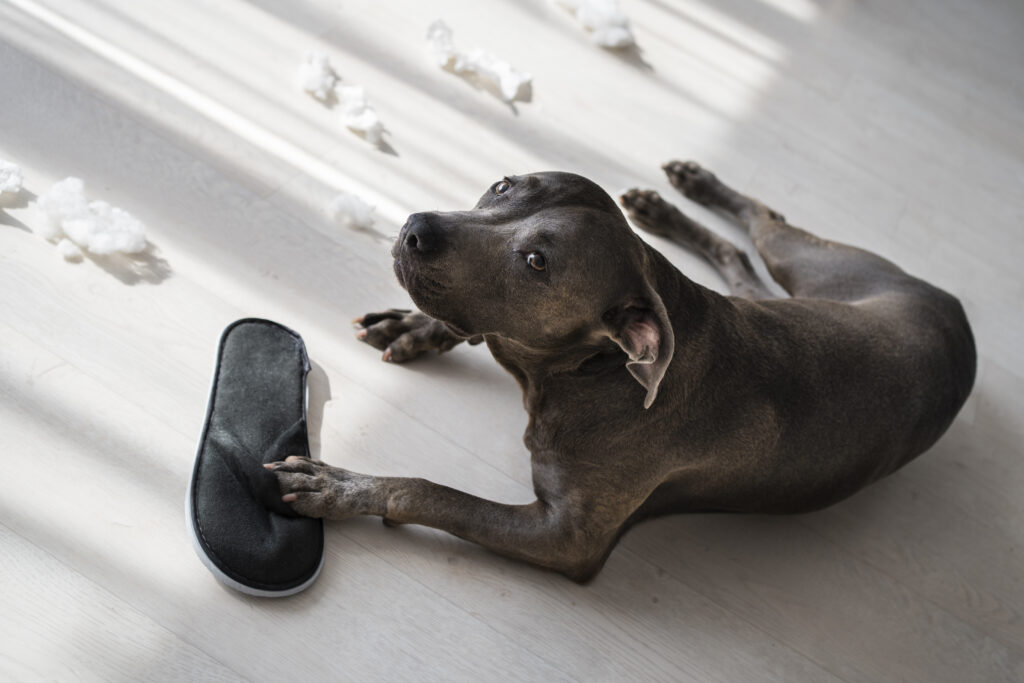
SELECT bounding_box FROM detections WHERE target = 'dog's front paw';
[354,309,461,363]
[265,456,379,520]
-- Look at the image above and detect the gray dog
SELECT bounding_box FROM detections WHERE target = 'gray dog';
[268,161,976,582]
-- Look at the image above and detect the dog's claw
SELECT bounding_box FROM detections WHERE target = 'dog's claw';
[268,458,380,520]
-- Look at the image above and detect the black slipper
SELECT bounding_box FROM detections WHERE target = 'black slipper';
[187,318,325,596]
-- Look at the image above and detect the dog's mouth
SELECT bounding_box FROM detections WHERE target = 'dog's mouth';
[392,255,408,289]
[393,255,451,312]
[393,257,475,337]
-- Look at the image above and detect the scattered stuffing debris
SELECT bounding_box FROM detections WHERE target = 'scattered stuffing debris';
[297,52,386,145]
[337,86,385,145]
[554,0,635,48]
[297,51,339,103]
[55,238,85,262]
[0,159,23,196]
[35,177,147,257]
[327,191,375,231]
[426,20,533,103]
[35,177,87,241]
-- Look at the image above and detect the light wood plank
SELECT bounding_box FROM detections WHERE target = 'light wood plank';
[0,524,244,683]
[2,0,1023,680]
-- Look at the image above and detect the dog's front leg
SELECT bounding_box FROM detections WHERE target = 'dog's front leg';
[267,456,611,581]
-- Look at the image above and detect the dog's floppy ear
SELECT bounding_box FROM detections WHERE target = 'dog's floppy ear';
[604,285,675,409]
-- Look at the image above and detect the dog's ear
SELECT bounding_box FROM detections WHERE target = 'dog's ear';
[604,285,675,409]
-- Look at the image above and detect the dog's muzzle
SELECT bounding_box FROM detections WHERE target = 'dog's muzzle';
[393,212,441,288]
[392,212,454,305]
[394,212,442,257]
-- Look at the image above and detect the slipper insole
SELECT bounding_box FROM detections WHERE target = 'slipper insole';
[187,319,324,596]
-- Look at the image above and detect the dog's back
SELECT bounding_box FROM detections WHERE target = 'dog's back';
[633,248,976,515]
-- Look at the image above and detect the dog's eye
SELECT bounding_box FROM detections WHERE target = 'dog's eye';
[526,252,546,271]
[494,180,511,195]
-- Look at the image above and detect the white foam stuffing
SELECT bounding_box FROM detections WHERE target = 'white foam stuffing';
[35,177,88,241]
[56,238,84,261]
[327,191,375,231]
[337,86,385,145]
[35,177,147,256]
[426,20,533,103]
[554,0,635,48]
[0,159,23,195]
[297,51,338,102]
[297,52,386,145]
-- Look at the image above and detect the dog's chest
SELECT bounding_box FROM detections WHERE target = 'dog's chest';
[523,371,648,456]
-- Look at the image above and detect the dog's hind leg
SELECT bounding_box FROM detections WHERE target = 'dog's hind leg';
[620,188,775,300]
[662,160,913,302]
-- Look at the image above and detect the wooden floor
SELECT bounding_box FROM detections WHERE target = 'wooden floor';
[2,0,1022,680]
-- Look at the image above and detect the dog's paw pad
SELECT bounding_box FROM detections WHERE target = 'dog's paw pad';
[662,160,720,204]
[621,188,668,217]
[620,189,681,237]
[620,188,650,212]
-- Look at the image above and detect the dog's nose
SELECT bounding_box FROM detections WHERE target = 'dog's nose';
[400,212,439,254]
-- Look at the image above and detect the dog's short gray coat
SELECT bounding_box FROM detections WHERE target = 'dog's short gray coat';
[269,162,975,582]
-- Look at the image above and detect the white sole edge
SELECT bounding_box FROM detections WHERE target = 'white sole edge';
[185,484,324,598]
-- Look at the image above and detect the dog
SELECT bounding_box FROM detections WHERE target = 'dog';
[267,161,976,582]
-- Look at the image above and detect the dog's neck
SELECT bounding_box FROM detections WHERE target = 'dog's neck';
[483,334,608,412]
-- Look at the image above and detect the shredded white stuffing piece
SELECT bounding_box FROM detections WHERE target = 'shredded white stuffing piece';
[337,86,385,145]
[0,159,23,196]
[35,177,88,241]
[55,238,85,262]
[327,191,375,231]
[35,177,147,256]
[297,51,339,102]
[297,52,387,145]
[554,0,635,48]
[426,20,533,103]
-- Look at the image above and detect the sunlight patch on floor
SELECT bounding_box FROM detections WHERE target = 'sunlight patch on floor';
[756,0,822,24]
[6,0,407,225]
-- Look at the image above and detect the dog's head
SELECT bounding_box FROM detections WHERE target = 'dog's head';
[393,172,674,407]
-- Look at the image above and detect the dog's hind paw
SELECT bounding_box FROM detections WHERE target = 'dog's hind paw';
[661,160,723,206]
[354,309,462,362]
[620,188,679,238]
